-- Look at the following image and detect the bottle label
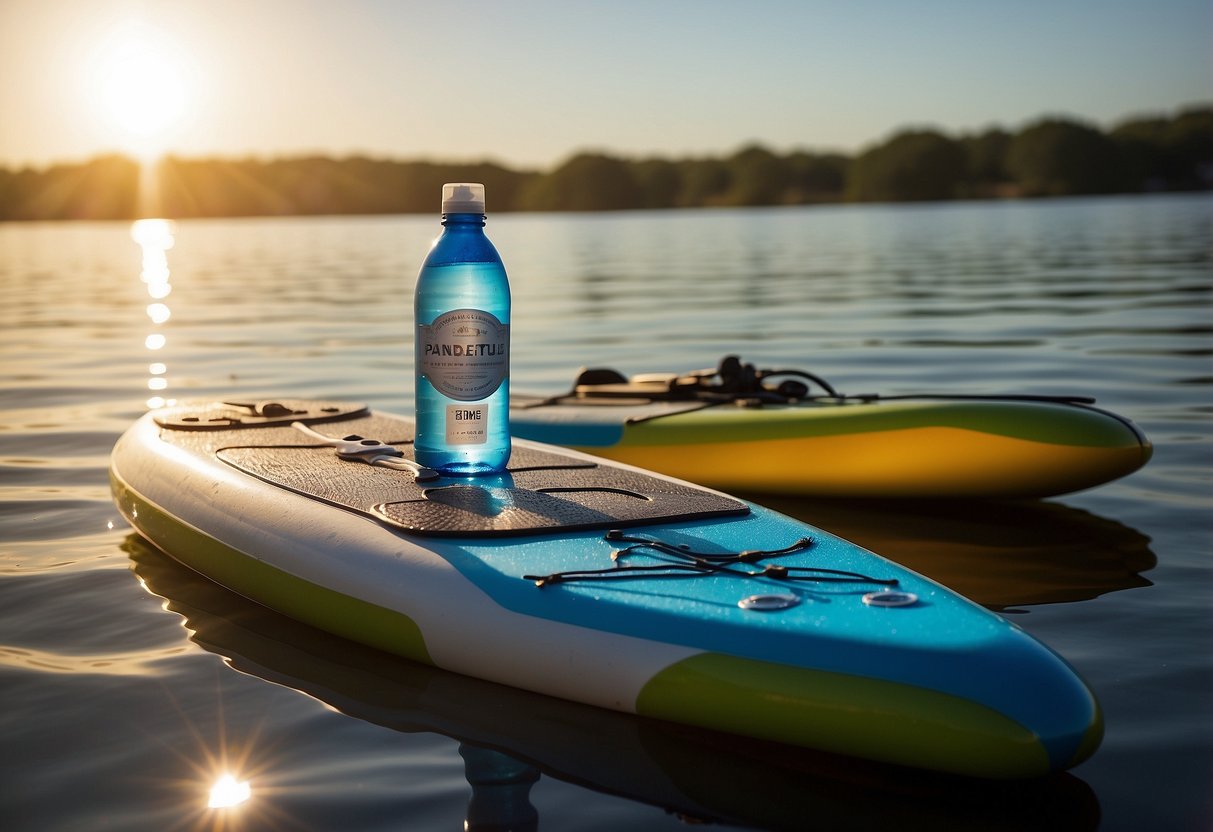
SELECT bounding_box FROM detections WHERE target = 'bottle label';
[445,404,488,444]
[419,308,509,402]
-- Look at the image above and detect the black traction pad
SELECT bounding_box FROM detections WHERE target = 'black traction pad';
[182,402,748,538]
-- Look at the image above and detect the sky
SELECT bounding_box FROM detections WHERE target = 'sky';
[1,0,1209,171]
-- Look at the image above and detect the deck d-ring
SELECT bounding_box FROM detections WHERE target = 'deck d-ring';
[738,593,800,611]
[863,590,919,608]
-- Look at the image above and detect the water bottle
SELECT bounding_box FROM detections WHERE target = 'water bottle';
[414,183,511,474]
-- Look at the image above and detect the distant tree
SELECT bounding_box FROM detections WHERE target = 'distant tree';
[398,162,460,214]
[1165,105,1213,189]
[786,151,847,202]
[467,161,537,212]
[722,144,789,206]
[847,129,967,202]
[0,169,11,220]
[151,156,534,217]
[0,166,32,220]
[0,156,138,220]
[960,128,1013,196]
[77,155,141,218]
[676,157,730,207]
[632,158,682,209]
[159,157,283,217]
[1111,115,1174,191]
[1006,118,1122,196]
[518,152,642,211]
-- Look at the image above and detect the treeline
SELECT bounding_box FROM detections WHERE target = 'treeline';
[1,105,1208,221]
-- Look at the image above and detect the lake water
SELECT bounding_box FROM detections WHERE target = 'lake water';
[2,194,1210,830]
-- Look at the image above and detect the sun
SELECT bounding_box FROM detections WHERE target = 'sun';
[87,21,195,157]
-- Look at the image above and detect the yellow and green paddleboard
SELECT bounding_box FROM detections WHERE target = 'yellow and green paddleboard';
[511,357,1151,499]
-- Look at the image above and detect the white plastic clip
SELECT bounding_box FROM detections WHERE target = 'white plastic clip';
[291,422,439,481]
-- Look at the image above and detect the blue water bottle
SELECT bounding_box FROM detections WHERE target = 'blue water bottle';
[414,183,511,474]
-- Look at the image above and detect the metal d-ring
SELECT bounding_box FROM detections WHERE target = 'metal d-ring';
[738,592,801,611]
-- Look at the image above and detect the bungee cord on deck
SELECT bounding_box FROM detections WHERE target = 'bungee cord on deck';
[524,530,901,588]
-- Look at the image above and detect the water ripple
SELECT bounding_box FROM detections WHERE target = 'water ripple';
[0,643,191,675]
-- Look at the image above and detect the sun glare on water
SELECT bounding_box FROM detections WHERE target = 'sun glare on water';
[207,773,252,809]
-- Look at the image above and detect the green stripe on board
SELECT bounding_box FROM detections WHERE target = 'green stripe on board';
[637,652,1050,779]
[111,470,432,665]
[626,400,1141,448]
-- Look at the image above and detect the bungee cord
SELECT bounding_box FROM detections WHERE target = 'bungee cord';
[524,529,900,588]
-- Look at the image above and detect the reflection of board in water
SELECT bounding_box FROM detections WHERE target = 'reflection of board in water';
[746,495,1156,611]
[127,536,1101,832]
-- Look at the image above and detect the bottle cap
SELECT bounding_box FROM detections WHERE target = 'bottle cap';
[441,183,485,214]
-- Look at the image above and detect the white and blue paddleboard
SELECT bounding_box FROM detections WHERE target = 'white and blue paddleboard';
[110,398,1102,778]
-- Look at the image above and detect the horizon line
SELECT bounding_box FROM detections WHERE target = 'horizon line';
[4,100,1209,175]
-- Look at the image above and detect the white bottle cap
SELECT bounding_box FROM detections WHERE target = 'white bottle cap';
[441,182,485,214]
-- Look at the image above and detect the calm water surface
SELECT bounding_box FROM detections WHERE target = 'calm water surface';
[2,195,1210,830]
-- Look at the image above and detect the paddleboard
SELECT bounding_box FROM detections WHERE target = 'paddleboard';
[110,398,1102,778]
[510,356,1152,498]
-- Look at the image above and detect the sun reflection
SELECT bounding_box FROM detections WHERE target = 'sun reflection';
[207,773,252,809]
[147,302,172,324]
[132,219,177,409]
[133,216,175,250]
[147,282,173,300]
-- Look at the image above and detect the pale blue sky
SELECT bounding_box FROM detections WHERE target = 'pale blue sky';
[1,0,1208,169]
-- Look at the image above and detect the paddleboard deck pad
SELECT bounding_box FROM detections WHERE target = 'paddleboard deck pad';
[111,398,1103,778]
[511,356,1153,498]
